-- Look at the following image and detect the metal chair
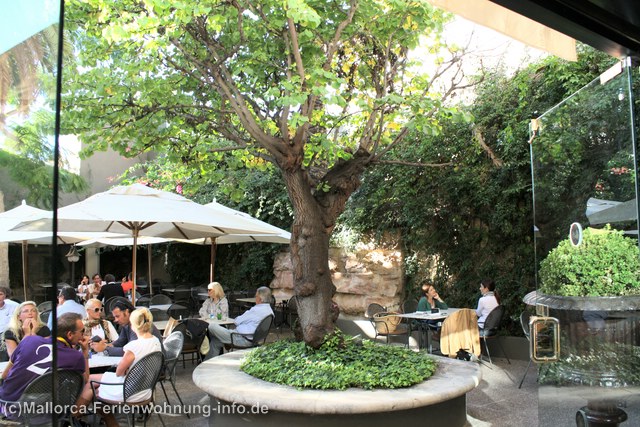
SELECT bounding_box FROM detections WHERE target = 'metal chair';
[286,296,299,330]
[136,294,152,307]
[518,311,533,388]
[150,294,172,305]
[172,319,209,367]
[167,303,190,320]
[480,305,511,365]
[150,307,170,322]
[105,296,130,314]
[173,287,191,306]
[227,315,274,351]
[39,310,51,324]
[36,301,52,313]
[371,312,410,346]
[365,303,386,318]
[158,331,189,418]
[0,369,83,426]
[90,351,165,427]
[402,299,418,314]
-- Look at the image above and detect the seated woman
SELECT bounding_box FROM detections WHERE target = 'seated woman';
[1,301,51,360]
[417,282,448,311]
[417,283,448,340]
[77,275,91,300]
[476,279,499,329]
[199,282,229,320]
[83,298,119,355]
[75,307,161,426]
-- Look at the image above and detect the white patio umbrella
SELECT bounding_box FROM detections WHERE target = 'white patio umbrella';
[77,202,291,282]
[0,201,124,299]
[181,201,291,281]
[12,184,280,300]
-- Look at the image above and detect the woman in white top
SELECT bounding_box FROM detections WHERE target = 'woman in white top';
[83,298,118,354]
[75,307,161,426]
[199,282,229,319]
[476,279,500,329]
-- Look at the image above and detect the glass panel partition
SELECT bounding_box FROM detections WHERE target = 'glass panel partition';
[530,59,640,425]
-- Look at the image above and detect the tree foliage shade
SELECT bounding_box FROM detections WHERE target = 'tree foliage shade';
[63,0,470,347]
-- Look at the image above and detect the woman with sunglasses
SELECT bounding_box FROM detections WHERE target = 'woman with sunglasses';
[83,298,118,355]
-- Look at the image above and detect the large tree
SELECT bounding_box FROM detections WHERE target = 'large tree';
[64,0,472,347]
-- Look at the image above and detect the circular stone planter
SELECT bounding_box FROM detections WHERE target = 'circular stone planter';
[193,349,481,427]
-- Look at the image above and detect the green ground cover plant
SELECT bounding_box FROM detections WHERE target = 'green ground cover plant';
[240,332,437,390]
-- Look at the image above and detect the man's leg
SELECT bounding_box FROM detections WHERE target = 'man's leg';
[207,323,232,358]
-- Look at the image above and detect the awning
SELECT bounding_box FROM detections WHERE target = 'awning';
[428,0,577,61]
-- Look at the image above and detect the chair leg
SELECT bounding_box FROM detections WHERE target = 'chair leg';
[170,378,191,419]
[518,358,533,389]
[497,338,511,364]
[482,338,493,365]
[159,380,171,405]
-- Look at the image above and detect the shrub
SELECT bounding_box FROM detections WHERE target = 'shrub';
[240,332,437,390]
[539,226,640,296]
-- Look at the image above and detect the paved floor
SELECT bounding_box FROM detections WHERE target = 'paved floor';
[89,324,640,427]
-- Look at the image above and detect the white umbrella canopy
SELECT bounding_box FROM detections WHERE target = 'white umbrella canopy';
[0,201,125,299]
[12,184,280,300]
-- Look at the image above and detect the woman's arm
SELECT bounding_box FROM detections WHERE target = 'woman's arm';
[1,361,13,380]
[5,339,17,358]
[220,298,229,318]
[476,297,484,317]
[115,350,135,377]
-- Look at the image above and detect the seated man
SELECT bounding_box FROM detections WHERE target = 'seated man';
[0,287,19,336]
[96,273,125,303]
[0,313,89,407]
[48,286,86,328]
[207,286,274,358]
[91,300,163,356]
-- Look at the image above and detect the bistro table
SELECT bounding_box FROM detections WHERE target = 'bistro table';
[397,308,461,352]
[0,356,122,376]
[89,355,122,373]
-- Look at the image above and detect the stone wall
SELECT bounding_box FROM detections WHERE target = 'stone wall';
[270,247,404,315]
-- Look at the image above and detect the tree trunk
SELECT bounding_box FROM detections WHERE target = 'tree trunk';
[280,149,371,348]
[0,191,8,288]
[282,168,336,348]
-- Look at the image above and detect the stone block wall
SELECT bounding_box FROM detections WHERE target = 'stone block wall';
[270,247,404,315]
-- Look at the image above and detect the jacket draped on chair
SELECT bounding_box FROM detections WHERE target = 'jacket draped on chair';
[440,308,481,358]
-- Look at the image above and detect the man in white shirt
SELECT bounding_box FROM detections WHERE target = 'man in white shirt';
[207,286,274,358]
[0,287,19,334]
[48,286,86,329]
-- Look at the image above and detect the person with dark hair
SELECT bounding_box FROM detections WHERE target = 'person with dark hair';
[96,273,125,303]
[417,282,448,311]
[91,300,162,356]
[121,272,134,294]
[0,313,88,407]
[0,287,18,335]
[76,308,160,426]
[48,286,86,328]
[476,279,500,328]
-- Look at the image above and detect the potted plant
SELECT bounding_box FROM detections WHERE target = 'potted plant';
[531,226,640,387]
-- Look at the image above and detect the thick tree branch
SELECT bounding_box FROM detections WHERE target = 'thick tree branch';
[473,126,503,167]
[373,159,454,167]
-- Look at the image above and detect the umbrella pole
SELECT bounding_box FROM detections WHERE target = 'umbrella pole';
[21,241,28,300]
[210,239,217,282]
[132,230,138,302]
[147,244,152,296]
